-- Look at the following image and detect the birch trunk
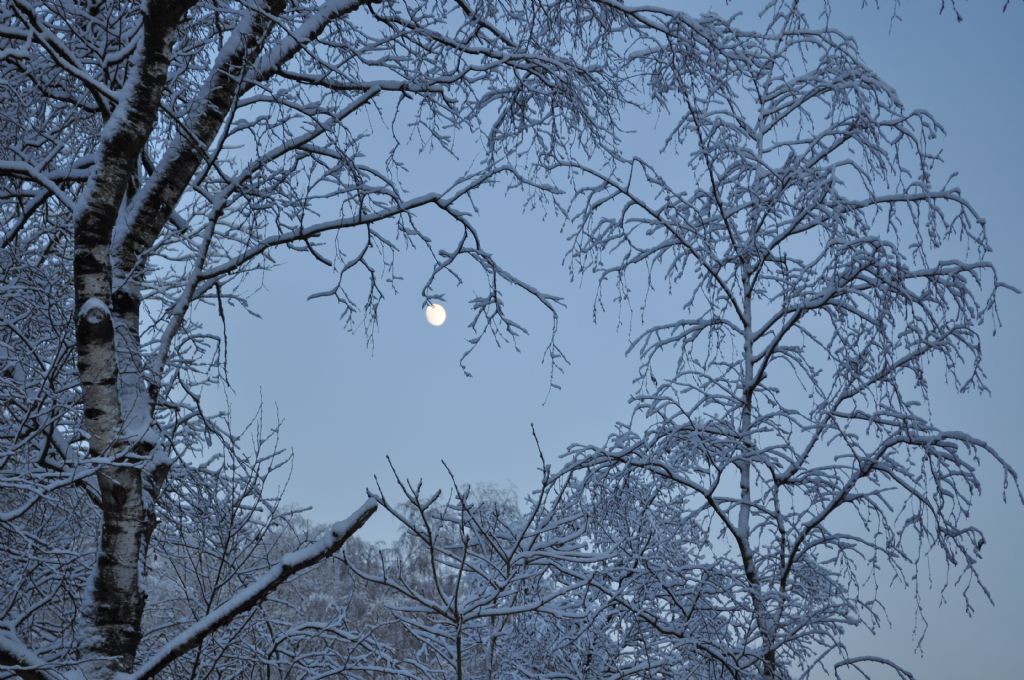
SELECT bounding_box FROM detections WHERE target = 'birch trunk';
[72,2,192,673]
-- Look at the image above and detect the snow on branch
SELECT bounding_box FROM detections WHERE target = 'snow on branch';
[0,625,82,680]
[127,499,377,680]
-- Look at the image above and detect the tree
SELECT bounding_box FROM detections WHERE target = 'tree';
[347,455,598,680]
[561,8,1020,679]
[0,0,750,677]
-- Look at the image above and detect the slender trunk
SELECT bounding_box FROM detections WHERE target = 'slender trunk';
[73,2,192,673]
[455,618,463,680]
[739,268,777,679]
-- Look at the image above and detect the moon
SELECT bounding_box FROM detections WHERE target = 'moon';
[424,303,447,327]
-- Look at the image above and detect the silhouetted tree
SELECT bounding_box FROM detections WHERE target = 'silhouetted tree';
[562,9,1019,679]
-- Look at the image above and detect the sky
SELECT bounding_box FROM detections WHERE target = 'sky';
[214,3,1023,678]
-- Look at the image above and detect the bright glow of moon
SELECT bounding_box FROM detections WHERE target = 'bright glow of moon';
[424,303,447,327]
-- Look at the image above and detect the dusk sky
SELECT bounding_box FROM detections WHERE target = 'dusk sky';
[213,3,1023,678]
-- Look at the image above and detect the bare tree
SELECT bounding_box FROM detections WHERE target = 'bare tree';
[348,453,599,680]
[560,7,1020,679]
[0,0,755,677]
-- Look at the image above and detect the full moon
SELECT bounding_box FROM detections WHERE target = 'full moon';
[424,303,447,327]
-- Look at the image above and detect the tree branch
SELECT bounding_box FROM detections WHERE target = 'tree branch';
[127,498,377,680]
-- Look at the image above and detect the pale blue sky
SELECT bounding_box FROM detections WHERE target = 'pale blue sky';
[217,3,1023,678]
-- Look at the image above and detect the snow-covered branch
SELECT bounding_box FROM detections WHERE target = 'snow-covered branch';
[129,498,377,680]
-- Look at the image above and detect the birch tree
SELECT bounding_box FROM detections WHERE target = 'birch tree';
[561,8,1020,679]
[0,0,763,676]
